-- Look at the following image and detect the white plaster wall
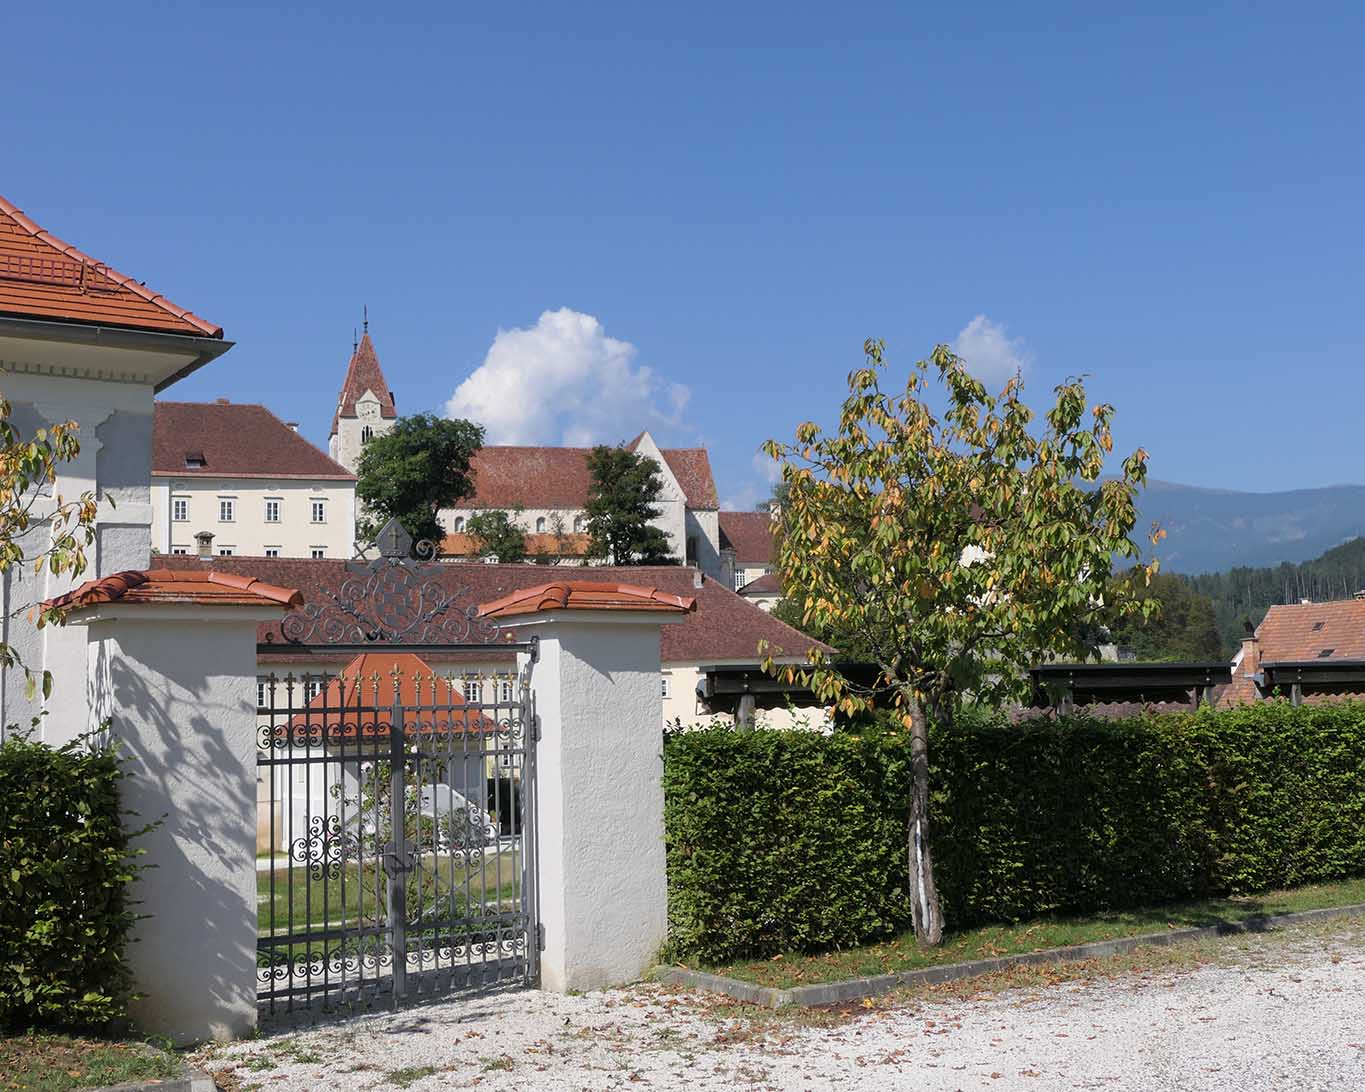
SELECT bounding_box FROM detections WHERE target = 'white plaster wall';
[330,394,394,475]
[83,607,268,1043]
[443,507,590,538]
[0,369,156,744]
[520,615,670,992]
[685,507,722,578]
[154,476,357,558]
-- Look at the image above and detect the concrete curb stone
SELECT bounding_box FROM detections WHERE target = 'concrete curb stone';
[655,901,1365,1008]
[85,1041,217,1092]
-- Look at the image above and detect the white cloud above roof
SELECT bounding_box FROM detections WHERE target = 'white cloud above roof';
[952,314,1030,387]
[446,308,691,446]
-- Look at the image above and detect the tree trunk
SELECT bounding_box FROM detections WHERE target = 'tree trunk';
[907,698,944,946]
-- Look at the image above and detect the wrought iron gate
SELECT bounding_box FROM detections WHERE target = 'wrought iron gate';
[255,520,538,1019]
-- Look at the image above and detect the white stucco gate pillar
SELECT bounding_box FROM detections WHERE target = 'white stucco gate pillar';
[56,569,302,1044]
[480,581,696,994]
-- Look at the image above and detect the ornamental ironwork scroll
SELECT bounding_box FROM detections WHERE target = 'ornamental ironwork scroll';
[280,517,502,646]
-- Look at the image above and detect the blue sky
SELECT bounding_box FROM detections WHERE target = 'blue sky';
[5,3,1363,506]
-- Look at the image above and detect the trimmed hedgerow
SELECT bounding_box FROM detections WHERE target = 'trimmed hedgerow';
[0,731,148,1028]
[662,703,1365,965]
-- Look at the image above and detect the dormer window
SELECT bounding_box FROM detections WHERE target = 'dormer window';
[185,452,207,469]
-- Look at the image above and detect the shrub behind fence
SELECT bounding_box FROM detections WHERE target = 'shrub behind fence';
[0,732,145,1028]
[662,704,1365,964]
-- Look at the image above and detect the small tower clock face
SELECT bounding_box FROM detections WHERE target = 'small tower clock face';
[359,400,379,420]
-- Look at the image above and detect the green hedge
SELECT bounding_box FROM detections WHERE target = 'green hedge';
[662,703,1365,964]
[0,732,147,1028]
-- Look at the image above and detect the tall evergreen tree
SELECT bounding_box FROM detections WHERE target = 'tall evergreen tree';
[584,446,676,565]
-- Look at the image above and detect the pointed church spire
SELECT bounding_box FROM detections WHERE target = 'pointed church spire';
[363,304,368,334]
[330,323,397,438]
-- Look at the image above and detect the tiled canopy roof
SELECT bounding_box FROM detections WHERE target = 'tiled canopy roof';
[153,401,355,480]
[480,581,697,619]
[719,511,776,563]
[0,195,222,338]
[463,446,718,510]
[330,332,396,434]
[153,557,828,665]
[45,569,302,611]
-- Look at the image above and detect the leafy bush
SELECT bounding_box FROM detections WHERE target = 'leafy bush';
[663,703,1365,964]
[0,730,148,1028]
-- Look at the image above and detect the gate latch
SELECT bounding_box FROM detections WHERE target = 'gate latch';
[384,847,417,874]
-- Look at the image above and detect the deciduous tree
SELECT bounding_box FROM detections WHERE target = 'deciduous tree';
[356,414,483,549]
[465,509,527,563]
[585,446,675,565]
[763,340,1158,945]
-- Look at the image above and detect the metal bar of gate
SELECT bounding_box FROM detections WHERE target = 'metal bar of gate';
[388,679,407,1002]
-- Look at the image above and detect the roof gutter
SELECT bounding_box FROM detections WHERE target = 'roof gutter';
[0,315,234,392]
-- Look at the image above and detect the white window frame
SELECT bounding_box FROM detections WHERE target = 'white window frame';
[264,497,282,523]
[264,547,281,558]
[498,678,514,704]
[218,497,235,523]
[170,545,189,555]
[172,496,189,522]
[218,546,235,557]
[311,498,327,524]
[463,676,483,704]
[256,677,269,710]
[661,675,671,699]
[734,569,748,591]
[535,517,547,533]
[453,516,465,532]
[310,547,326,559]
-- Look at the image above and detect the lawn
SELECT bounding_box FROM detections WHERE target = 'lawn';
[258,852,522,935]
[0,1034,181,1092]
[707,874,1365,989]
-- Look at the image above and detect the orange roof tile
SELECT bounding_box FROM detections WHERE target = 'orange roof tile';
[0,195,222,338]
[45,569,302,612]
[478,580,697,619]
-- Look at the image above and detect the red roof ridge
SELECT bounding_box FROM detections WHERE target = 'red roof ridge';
[0,195,222,338]
[43,568,303,612]
[479,579,698,619]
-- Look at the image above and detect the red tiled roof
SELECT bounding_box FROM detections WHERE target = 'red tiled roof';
[480,580,697,619]
[284,652,495,739]
[44,569,302,612]
[719,511,776,563]
[330,332,396,435]
[0,195,222,338]
[153,557,829,664]
[1254,599,1365,662]
[738,572,781,596]
[442,532,593,558]
[463,445,718,510]
[153,401,355,480]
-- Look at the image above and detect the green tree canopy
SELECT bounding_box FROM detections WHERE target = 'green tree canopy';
[464,509,527,563]
[763,340,1158,946]
[1105,568,1223,661]
[584,446,676,565]
[355,414,483,548]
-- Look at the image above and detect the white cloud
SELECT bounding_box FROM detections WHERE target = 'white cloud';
[446,308,691,446]
[721,451,784,512]
[952,314,1030,387]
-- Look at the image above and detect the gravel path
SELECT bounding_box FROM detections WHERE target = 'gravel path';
[203,919,1365,1091]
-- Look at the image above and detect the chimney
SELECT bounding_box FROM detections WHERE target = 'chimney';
[1354,589,1365,601]
[692,569,704,590]
[215,397,230,405]
[1239,633,1260,678]
[194,530,215,559]
[285,421,300,432]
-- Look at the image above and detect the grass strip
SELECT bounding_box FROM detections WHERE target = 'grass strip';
[0,1034,181,1092]
[705,874,1365,989]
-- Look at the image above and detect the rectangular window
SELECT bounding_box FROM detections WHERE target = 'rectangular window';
[311,499,326,523]
[256,678,269,710]
[264,547,281,558]
[172,497,189,522]
[733,569,748,591]
[218,546,234,556]
[304,678,324,701]
[265,498,281,523]
[661,675,671,699]
[463,677,483,704]
[498,679,514,704]
[310,547,326,559]
[170,546,189,555]
[218,497,235,522]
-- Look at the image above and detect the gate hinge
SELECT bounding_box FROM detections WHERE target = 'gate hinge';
[532,714,542,742]
[537,923,546,952]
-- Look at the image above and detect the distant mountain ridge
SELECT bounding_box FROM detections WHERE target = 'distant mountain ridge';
[1134,480,1365,575]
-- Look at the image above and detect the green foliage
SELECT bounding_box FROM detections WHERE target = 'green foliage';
[0,730,149,1028]
[1104,567,1223,661]
[663,704,1365,964]
[584,445,675,565]
[355,414,483,548]
[464,509,527,563]
[1185,535,1365,656]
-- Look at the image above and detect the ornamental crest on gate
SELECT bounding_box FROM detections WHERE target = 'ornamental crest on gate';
[279,517,501,645]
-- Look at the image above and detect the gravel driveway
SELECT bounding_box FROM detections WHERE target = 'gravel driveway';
[204,918,1365,1091]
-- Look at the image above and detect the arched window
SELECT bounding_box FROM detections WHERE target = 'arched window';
[535,517,547,533]
[573,515,584,532]
[361,425,374,444]
[453,516,465,532]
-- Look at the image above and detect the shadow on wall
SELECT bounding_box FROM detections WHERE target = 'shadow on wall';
[93,636,257,1040]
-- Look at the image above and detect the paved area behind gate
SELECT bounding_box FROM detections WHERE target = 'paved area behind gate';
[201,917,1365,1092]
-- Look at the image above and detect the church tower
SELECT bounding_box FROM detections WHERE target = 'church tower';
[329,319,397,474]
